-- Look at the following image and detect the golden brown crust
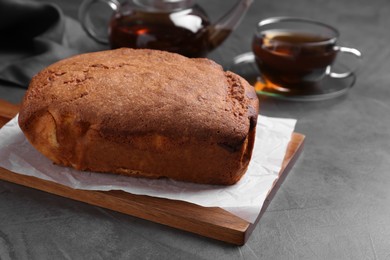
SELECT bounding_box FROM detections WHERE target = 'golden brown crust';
[18,48,259,185]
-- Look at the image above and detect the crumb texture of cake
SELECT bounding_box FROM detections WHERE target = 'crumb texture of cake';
[18,48,259,185]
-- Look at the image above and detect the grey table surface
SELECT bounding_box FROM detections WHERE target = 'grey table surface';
[1,0,390,259]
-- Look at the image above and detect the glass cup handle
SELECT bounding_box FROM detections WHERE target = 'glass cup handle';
[327,46,362,79]
[78,0,120,44]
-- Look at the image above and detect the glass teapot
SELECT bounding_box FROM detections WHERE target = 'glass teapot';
[79,0,253,57]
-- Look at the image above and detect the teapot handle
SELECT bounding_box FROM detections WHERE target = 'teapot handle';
[209,0,253,48]
[79,0,120,44]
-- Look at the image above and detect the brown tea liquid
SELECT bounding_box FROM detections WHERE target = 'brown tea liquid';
[252,30,337,89]
[109,8,211,58]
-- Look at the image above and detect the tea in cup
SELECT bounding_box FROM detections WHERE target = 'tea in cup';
[252,17,361,93]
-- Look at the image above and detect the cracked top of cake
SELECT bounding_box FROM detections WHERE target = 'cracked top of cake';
[19,48,259,147]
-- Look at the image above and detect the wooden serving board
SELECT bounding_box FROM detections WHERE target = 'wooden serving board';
[0,99,304,245]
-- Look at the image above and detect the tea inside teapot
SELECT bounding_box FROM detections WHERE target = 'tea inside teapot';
[109,3,212,57]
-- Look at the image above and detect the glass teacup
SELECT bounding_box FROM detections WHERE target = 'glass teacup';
[251,17,361,94]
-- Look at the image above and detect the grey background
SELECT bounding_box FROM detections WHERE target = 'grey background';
[1,0,390,259]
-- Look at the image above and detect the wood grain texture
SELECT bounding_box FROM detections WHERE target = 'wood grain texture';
[0,99,304,245]
[0,99,19,126]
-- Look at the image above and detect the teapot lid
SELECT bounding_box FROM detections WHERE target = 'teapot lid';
[133,0,196,12]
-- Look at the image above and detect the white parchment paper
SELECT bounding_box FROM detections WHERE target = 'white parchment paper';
[0,115,296,223]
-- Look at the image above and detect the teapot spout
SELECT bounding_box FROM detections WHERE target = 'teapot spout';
[208,0,253,50]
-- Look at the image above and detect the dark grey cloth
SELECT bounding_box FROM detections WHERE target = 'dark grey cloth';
[0,0,106,88]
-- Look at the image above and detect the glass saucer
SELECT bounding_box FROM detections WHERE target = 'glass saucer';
[228,52,356,101]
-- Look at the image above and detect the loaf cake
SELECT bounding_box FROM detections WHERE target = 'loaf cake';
[18,48,259,185]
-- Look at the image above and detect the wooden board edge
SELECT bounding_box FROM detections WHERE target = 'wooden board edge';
[0,167,249,245]
[244,132,305,243]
